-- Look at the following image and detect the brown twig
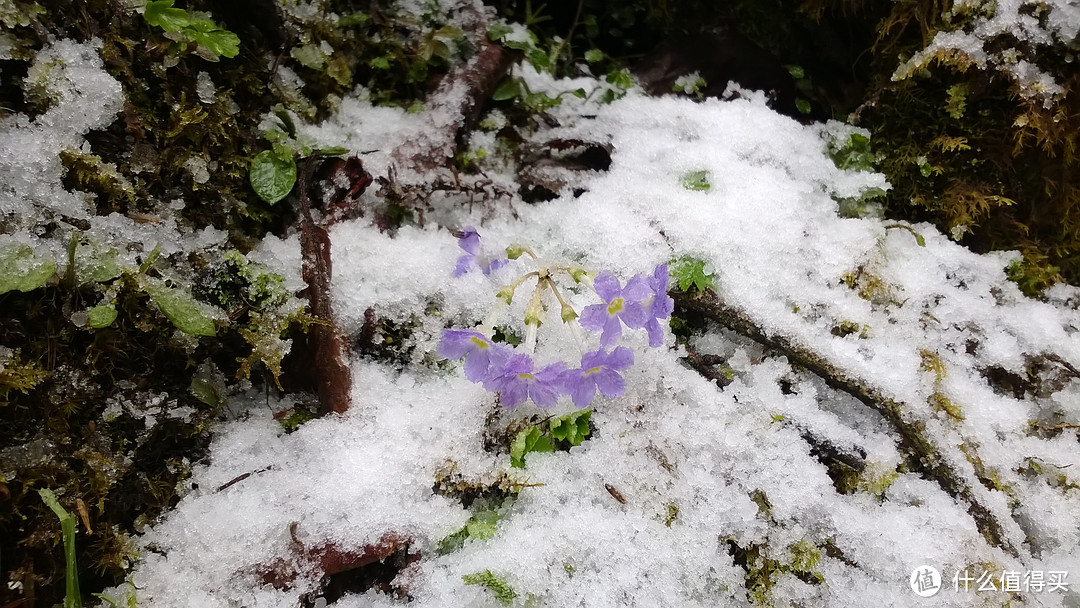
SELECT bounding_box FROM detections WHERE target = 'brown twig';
[298,155,352,414]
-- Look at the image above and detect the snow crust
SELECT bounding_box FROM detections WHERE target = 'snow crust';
[892,0,1078,104]
[122,69,1080,607]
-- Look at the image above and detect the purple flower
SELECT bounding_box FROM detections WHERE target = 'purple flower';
[562,347,634,406]
[644,264,674,347]
[485,353,567,409]
[452,227,508,277]
[579,272,653,348]
[438,329,511,382]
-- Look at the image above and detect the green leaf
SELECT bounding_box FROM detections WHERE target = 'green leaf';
[487,22,513,41]
[337,12,370,27]
[0,242,56,294]
[143,0,189,31]
[605,69,634,90]
[465,509,499,540]
[143,1,238,59]
[584,49,604,63]
[915,233,926,247]
[76,245,121,284]
[291,44,327,70]
[315,146,349,156]
[492,77,520,101]
[462,570,516,605]
[141,279,217,336]
[189,377,221,407]
[525,48,550,70]
[369,56,391,69]
[548,409,591,446]
[669,256,716,293]
[510,426,554,468]
[87,304,118,329]
[250,149,297,205]
[571,88,587,99]
[184,20,239,59]
[795,98,812,114]
[681,170,710,191]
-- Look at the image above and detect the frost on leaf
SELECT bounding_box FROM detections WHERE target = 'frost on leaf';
[0,241,56,294]
[140,278,218,336]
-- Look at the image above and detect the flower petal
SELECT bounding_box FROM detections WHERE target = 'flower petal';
[593,272,620,302]
[458,227,481,255]
[500,381,528,409]
[483,257,509,275]
[623,275,653,302]
[452,254,474,277]
[578,304,608,332]
[529,382,560,408]
[645,319,664,348]
[580,349,606,370]
[438,329,481,359]
[606,346,635,370]
[594,369,625,398]
[601,314,622,349]
[619,301,648,328]
[463,349,490,382]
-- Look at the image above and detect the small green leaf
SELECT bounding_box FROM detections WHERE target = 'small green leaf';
[141,279,217,336]
[184,21,239,59]
[250,149,297,205]
[144,0,189,31]
[571,88,587,99]
[315,146,349,156]
[337,12,369,27]
[76,245,121,284]
[87,304,118,329]
[188,377,221,407]
[915,233,926,247]
[584,49,604,63]
[669,256,716,293]
[681,170,710,191]
[369,56,390,69]
[786,64,806,79]
[510,426,554,468]
[605,69,634,89]
[462,570,516,605]
[291,44,327,70]
[492,78,520,101]
[487,22,513,41]
[465,510,499,540]
[549,409,591,446]
[795,98,812,114]
[0,242,56,294]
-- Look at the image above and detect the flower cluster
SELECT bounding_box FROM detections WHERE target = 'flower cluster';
[439,228,673,409]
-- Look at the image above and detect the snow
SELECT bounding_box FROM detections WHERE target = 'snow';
[892,0,1076,104]
[117,66,1080,607]
[2,7,1070,608]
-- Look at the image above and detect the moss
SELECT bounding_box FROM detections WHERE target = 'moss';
[725,536,826,605]
[0,349,50,404]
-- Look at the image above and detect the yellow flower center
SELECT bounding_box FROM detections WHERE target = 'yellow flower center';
[607,297,624,315]
[517,373,535,381]
[470,336,489,349]
[584,366,602,376]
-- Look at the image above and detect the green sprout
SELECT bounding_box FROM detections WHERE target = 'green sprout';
[669,256,716,293]
[39,489,81,608]
[143,0,240,60]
